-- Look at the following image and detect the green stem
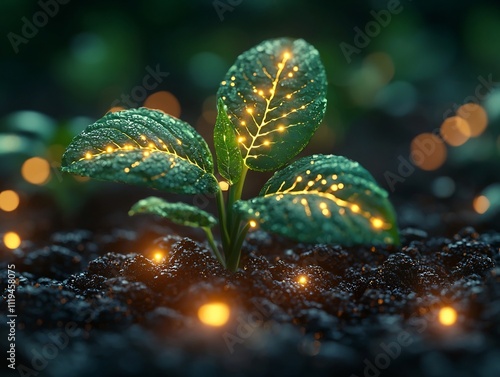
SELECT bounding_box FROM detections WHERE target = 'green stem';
[203,227,225,268]
[216,189,230,251]
[224,166,249,271]
[227,222,250,271]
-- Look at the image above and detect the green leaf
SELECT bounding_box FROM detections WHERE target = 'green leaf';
[214,98,243,184]
[129,196,217,228]
[217,38,327,171]
[234,154,399,246]
[61,108,218,194]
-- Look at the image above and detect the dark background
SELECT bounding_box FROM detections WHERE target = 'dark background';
[1,0,499,239]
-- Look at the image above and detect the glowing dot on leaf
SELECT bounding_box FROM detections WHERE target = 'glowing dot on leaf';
[198,302,230,327]
[230,82,235,87]
[288,73,293,78]
[301,198,308,205]
[230,76,236,81]
[140,135,146,141]
[238,136,246,143]
[258,90,264,96]
[278,63,284,69]
[241,121,246,126]
[249,220,257,228]
[221,81,227,85]
[307,181,314,187]
[438,306,457,326]
[321,179,327,185]
[85,153,92,159]
[143,151,150,157]
[286,94,292,99]
[319,202,327,210]
[3,232,21,250]
[263,140,270,146]
[338,183,344,189]
[106,146,113,153]
[148,143,155,148]
[293,66,299,72]
[283,52,291,59]
[124,168,130,173]
[322,209,331,217]
[351,204,360,213]
[278,125,285,132]
[246,108,253,114]
[176,139,182,145]
[331,184,338,191]
[332,174,338,180]
[296,176,303,182]
[219,181,229,191]
[371,218,384,229]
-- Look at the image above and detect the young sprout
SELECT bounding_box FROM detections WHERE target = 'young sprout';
[61,38,399,272]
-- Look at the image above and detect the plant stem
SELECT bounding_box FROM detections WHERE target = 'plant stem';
[203,227,225,267]
[227,222,250,271]
[216,189,230,251]
[224,166,249,271]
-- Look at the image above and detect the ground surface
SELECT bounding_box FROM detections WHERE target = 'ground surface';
[1,222,500,377]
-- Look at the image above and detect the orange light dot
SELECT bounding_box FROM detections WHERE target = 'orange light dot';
[198,302,230,327]
[473,195,490,214]
[440,116,471,147]
[297,275,308,286]
[106,146,114,153]
[283,52,291,59]
[410,133,447,171]
[351,204,360,213]
[219,181,229,191]
[144,91,181,118]
[371,218,384,229]
[249,220,257,228]
[106,106,125,114]
[0,190,20,212]
[152,251,165,263]
[21,157,51,185]
[438,306,457,326]
[457,103,488,137]
[246,108,253,114]
[3,232,21,250]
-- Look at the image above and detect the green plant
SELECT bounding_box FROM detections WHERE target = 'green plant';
[61,38,399,271]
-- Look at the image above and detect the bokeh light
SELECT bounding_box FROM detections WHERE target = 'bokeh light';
[3,232,21,250]
[144,91,181,118]
[297,275,308,286]
[0,190,20,212]
[473,195,490,214]
[440,116,471,146]
[106,106,126,114]
[410,133,447,171]
[198,302,230,327]
[21,157,51,185]
[438,306,458,326]
[457,103,488,137]
[219,181,229,191]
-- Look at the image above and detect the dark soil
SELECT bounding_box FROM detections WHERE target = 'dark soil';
[1,224,500,377]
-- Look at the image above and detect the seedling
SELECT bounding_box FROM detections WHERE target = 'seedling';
[61,38,399,271]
